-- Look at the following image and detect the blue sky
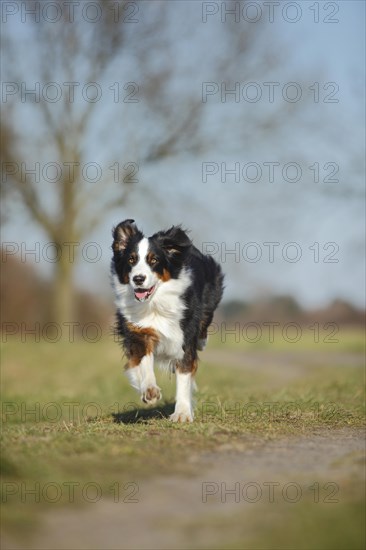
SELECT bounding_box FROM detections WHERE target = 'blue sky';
[2,1,365,309]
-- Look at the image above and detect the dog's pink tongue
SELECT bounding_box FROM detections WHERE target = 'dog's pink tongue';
[135,290,148,300]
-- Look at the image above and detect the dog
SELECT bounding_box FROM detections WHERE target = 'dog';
[111,219,224,422]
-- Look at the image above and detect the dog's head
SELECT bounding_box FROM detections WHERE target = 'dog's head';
[112,219,192,302]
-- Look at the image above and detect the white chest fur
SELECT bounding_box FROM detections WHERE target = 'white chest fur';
[112,267,191,362]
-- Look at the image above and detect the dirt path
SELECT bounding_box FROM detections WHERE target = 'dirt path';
[4,427,365,550]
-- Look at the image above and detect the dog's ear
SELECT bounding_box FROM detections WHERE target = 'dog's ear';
[112,219,140,253]
[158,226,192,255]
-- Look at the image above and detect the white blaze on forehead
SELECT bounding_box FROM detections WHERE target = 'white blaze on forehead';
[137,237,149,264]
[130,237,155,284]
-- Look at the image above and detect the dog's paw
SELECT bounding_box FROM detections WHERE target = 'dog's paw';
[141,385,161,406]
[169,407,194,423]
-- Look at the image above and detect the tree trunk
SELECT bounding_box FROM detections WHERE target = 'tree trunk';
[51,245,76,328]
[50,157,79,328]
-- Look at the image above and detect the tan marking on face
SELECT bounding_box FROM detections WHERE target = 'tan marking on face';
[159,268,171,282]
[146,251,170,281]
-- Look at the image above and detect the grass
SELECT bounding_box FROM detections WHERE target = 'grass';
[184,491,365,550]
[207,324,365,352]
[1,329,365,548]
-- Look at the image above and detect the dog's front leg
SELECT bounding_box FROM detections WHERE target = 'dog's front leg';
[170,358,197,423]
[139,354,161,405]
[124,326,161,406]
[125,355,161,406]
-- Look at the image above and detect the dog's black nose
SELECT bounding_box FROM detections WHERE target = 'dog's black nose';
[133,274,146,286]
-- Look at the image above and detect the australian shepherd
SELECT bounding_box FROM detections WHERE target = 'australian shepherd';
[111,219,224,422]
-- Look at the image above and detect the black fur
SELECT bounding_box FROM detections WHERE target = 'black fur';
[111,220,224,374]
[112,220,144,285]
[149,226,193,279]
[178,245,224,371]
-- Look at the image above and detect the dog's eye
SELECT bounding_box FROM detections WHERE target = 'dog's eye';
[150,257,158,265]
[128,256,136,265]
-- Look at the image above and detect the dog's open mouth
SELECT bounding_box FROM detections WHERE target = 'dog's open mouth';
[134,285,156,302]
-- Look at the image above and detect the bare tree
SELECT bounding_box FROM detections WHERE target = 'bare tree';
[1,0,288,324]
